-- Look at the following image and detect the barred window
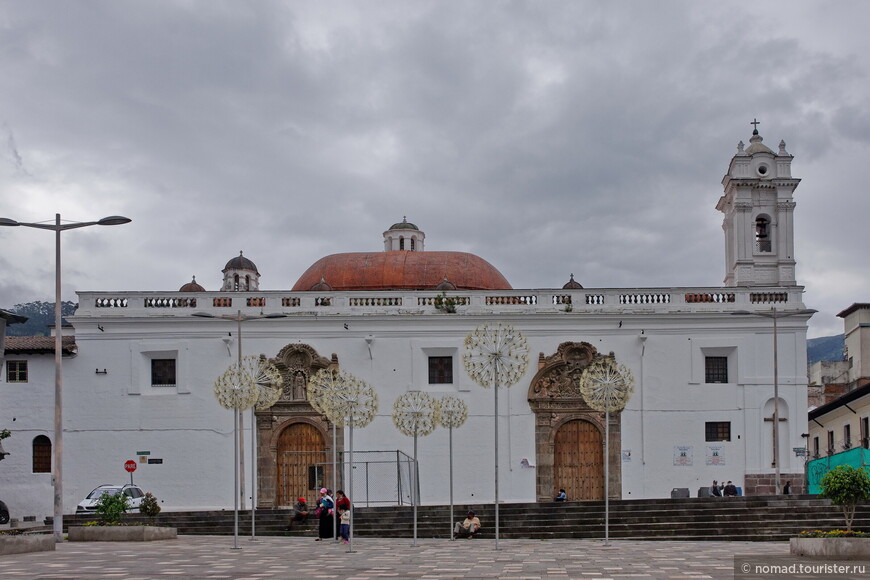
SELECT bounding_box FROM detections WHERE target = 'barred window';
[704,357,728,384]
[32,435,51,473]
[705,421,731,442]
[6,360,27,383]
[428,356,453,384]
[151,359,176,387]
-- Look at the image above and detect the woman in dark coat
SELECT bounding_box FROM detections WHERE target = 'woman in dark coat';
[316,488,335,541]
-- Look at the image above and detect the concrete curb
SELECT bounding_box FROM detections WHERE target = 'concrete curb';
[0,534,56,555]
[68,526,177,542]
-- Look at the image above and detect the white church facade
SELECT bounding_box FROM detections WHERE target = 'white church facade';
[1,127,813,520]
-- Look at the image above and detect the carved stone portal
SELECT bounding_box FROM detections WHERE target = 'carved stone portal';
[528,342,623,502]
[255,344,340,508]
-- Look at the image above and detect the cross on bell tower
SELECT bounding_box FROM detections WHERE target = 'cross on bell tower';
[716,122,801,286]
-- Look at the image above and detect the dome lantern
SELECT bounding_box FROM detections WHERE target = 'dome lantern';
[383,216,425,252]
[221,251,260,292]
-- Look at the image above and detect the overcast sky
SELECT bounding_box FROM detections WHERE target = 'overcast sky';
[1,1,868,339]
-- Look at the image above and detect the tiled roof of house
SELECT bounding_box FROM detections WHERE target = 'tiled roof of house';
[4,336,77,355]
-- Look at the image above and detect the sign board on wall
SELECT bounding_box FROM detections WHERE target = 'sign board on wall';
[706,445,725,465]
[673,446,693,466]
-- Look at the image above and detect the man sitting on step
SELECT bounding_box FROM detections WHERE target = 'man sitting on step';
[453,511,482,539]
[710,480,722,497]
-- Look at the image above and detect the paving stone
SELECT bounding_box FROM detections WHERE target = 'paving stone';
[0,535,848,579]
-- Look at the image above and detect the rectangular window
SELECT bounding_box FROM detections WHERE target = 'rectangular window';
[151,359,176,387]
[308,465,324,490]
[428,356,453,384]
[704,357,728,383]
[32,436,52,473]
[6,360,28,383]
[705,421,731,442]
[861,417,869,449]
[844,424,852,449]
[827,431,835,455]
[813,436,820,458]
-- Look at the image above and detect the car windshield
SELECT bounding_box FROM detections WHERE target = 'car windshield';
[87,488,120,499]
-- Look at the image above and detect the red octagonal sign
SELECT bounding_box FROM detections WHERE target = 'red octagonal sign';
[124,460,137,473]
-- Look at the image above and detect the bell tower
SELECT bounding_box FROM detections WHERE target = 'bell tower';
[717,121,800,286]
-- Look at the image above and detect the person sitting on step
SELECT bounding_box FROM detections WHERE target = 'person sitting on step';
[710,480,722,497]
[286,497,309,530]
[453,511,482,539]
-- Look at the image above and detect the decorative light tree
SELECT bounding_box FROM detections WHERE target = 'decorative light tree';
[578,356,634,546]
[463,322,529,550]
[438,395,468,541]
[308,368,378,552]
[392,391,441,546]
[213,358,260,550]
[247,355,283,540]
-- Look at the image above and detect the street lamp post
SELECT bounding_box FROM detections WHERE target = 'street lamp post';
[0,213,131,542]
[732,307,816,495]
[193,310,286,547]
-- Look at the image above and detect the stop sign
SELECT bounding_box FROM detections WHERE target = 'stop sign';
[124,460,137,473]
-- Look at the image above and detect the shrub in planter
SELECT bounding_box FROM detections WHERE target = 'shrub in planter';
[95,491,131,525]
[139,493,161,519]
[820,465,870,532]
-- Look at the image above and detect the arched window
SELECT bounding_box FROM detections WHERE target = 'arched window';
[755,215,771,252]
[32,435,51,473]
[245,275,251,290]
[399,237,405,250]
[234,274,240,291]
[410,238,415,251]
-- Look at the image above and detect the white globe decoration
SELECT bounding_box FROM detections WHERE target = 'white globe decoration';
[438,395,468,429]
[214,362,259,410]
[578,357,634,413]
[462,322,529,388]
[334,376,379,428]
[393,391,441,436]
[577,354,633,547]
[245,356,283,410]
[307,368,345,418]
[308,368,378,427]
[462,322,529,551]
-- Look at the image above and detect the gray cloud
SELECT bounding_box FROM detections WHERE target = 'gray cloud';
[0,1,868,338]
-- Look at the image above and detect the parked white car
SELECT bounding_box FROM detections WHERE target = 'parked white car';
[76,484,145,513]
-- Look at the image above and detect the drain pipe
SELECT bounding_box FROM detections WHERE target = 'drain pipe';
[639,333,647,497]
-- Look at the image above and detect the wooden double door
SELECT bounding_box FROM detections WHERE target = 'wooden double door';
[276,423,326,507]
[553,419,604,501]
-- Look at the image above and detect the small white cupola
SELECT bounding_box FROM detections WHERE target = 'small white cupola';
[221,251,260,291]
[717,120,800,287]
[383,217,425,252]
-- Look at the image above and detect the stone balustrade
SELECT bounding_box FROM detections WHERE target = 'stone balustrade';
[77,286,807,318]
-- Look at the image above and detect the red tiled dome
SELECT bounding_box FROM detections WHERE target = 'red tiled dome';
[292,251,512,291]
[179,276,206,292]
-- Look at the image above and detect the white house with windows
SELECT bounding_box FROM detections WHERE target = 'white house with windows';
[807,303,870,485]
[1,127,813,521]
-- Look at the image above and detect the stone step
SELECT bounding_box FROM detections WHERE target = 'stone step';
[59,496,870,541]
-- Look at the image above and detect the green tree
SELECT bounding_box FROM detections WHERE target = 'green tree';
[820,465,870,531]
[3,301,76,336]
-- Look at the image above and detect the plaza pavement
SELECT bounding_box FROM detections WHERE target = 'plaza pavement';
[4,534,866,580]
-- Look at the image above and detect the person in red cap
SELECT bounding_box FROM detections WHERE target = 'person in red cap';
[285,496,309,530]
